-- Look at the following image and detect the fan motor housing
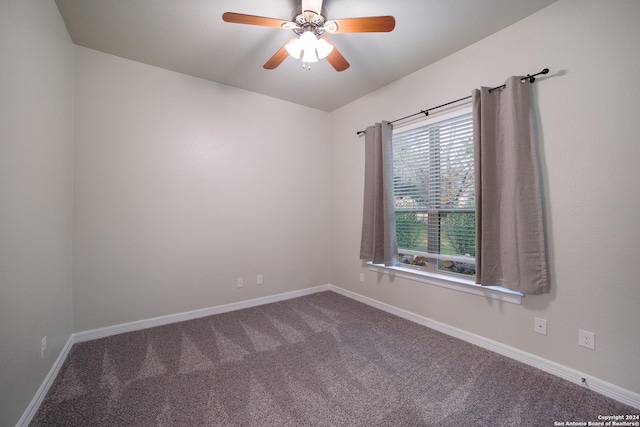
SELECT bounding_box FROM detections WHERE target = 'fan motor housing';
[291,6,327,36]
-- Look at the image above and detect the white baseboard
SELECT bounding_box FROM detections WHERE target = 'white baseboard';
[73,284,330,343]
[16,335,74,427]
[328,284,640,410]
[17,285,330,426]
[18,282,639,427]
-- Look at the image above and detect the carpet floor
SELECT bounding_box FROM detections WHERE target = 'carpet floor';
[31,291,636,426]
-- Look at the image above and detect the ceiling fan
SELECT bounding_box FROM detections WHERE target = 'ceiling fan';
[222,0,395,71]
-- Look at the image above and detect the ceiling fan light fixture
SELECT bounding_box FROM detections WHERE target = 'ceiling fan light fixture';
[301,48,319,63]
[315,37,333,59]
[285,38,302,59]
[289,30,330,64]
[299,31,317,51]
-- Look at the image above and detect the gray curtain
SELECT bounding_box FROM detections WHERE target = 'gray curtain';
[360,121,398,266]
[472,76,549,294]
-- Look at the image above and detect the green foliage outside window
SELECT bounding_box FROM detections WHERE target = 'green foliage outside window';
[440,212,475,256]
[395,211,427,252]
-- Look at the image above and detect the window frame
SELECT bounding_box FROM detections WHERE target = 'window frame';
[392,106,476,276]
[372,104,523,304]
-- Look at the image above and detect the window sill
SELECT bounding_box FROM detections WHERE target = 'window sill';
[367,263,523,305]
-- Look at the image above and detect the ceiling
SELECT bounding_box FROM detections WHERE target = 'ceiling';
[55,0,557,112]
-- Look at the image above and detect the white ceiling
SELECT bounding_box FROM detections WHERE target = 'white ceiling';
[55,0,557,112]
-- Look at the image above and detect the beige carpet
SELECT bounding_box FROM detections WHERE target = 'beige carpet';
[31,291,636,426]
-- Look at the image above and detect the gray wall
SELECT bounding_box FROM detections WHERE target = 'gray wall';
[0,1,74,426]
[72,47,332,331]
[329,0,640,394]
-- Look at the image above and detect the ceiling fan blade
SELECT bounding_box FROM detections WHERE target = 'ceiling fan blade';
[320,37,349,72]
[263,39,296,69]
[222,12,292,29]
[325,16,396,34]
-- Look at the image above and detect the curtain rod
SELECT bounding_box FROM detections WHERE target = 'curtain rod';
[356,68,549,136]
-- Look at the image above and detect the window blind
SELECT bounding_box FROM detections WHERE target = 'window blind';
[393,112,476,259]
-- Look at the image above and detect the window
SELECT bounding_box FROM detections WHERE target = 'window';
[393,109,476,277]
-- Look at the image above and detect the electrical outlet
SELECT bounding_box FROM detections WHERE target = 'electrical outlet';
[41,336,46,358]
[237,278,243,288]
[534,318,547,335]
[579,329,595,350]
[359,273,365,283]
[257,274,263,285]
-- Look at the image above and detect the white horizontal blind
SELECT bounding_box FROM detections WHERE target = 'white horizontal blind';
[393,112,475,260]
